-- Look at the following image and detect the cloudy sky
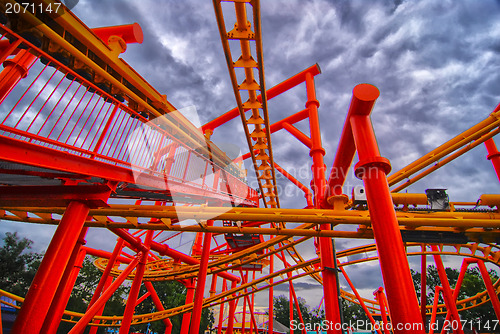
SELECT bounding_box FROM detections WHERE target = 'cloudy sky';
[2,0,500,313]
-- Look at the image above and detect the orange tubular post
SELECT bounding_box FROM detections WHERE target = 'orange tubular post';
[306,72,342,332]
[68,257,140,334]
[226,280,238,334]
[485,138,500,182]
[421,250,428,324]
[180,279,195,334]
[348,84,424,333]
[120,231,152,334]
[374,288,391,334]
[40,227,89,333]
[189,220,214,334]
[11,201,91,334]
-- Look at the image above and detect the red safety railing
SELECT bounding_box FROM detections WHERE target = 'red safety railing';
[0,26,258,206]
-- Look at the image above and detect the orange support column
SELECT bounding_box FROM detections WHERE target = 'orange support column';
[40,227,89,333]
[189,220,214,334]
[180,279,195,334]
[485,138,500,182]
[421,250,428,324]
[431,245,463,334]
[0,49,38,104]
[120,231,153,334]
[11,201,90,334]
[349,84,424,334]
[306,72,342,333]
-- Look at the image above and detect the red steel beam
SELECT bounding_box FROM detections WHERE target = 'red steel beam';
[202,64,321,132]
[12,201,91,334]
[349,84,425,333]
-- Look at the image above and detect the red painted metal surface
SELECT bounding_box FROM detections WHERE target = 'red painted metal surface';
[349,84,425,334]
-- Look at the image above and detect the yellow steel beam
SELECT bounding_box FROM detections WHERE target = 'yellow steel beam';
[213,0,279,208]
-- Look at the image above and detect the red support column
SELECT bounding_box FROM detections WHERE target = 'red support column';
[421,249,428,324]
[477,260,500,320]
[349,84,424,334]
[485,138,500,182]
[189,220,214,334]
[40,227,88,333]
[0,49,38,104]
[217,279,227,334]
[374,288,391,334]
[12,201,90,334]
[68,257,139,334]
[226,280,238,334]
[431,245,463,334]
[268,252,274,334]
[181,279,195,334]
[429,287,443,334]
[120,231,153,334]
[306,73,342,333]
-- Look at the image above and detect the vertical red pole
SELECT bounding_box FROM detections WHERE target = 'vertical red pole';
[120,231,152,334]
[190,220,214,334]
[421,250,427,324]
[306,72,342,333]
[289,282,294,334]
[268,252,274,334]
[218,279,227,334]
[181,279,195,334]
[374,288,391,334]
[477,261,500,319]
[0,49,38,104]
[349,84,424,334]
[226,280,237,334]
[12,201,90,334]
[485,138,500,182]
[241,272,248,334]
[40,227,89,333]
[431,245,463,334]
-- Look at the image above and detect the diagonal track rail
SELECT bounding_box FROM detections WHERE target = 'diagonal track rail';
[213,0,279,208]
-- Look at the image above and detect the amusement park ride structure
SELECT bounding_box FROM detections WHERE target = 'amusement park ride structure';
[0,1,499,334]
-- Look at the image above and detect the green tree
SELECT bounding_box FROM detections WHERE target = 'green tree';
[0,232,42,296]
[341,299,368,321]
[273,295,313,327]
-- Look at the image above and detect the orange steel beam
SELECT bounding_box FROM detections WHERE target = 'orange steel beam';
[11,201,91,334]
[213,0,280,208]
[202,65,320,132]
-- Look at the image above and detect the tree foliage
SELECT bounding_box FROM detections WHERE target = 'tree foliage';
[0,232,42,296]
